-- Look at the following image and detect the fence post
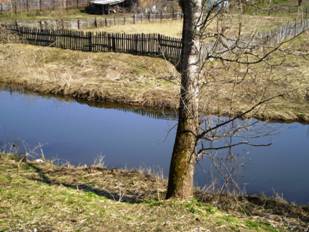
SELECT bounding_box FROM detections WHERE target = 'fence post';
[133,14,136,24]
[108,34,111,51]
[94,17,97,28]
[77,19,80,29]
[88,32,92,51]
[112,34,116,52]
[14,1,17,14]
[158,34,161,56]
[141,33,144,53]
[134,34,138,53]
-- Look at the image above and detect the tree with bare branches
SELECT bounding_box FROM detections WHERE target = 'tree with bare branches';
[166,0,308,199]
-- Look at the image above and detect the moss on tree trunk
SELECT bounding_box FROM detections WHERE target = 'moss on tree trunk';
[166,0,202,199]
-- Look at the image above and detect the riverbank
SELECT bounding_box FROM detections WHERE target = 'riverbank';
[0,153,308,231]
[0,40,308,123]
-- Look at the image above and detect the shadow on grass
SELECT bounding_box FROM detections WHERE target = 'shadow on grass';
[25,161,309,226]
[26,162,143,204]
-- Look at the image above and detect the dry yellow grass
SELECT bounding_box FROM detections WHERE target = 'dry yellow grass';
[87,15,290,38]
[89,20,183,37]
[0,30,308,122]
[0,43,179,110]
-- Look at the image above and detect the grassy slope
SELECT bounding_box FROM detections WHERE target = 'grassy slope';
[0,36,308,122]
[261,0,309,8]
[0,154,285,231]
[89,20,183,37]
[244,0,309,17]
[0,9,131,21]
[0,43,179,110]
[87,15,290,37]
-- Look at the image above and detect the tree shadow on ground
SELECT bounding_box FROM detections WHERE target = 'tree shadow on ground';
[25,161,309,227]
[26,162,147,203]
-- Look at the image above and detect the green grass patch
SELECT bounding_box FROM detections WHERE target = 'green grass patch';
[246,220,280,232]
[0,153,286,231]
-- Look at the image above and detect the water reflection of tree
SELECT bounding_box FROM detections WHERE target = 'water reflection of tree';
[196,117,277,195]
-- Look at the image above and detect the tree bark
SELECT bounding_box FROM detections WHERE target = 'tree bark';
[166,0,203,199]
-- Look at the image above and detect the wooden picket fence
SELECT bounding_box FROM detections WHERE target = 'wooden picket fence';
[6,24,182,62]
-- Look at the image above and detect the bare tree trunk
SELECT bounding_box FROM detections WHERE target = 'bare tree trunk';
[166,0,202,199]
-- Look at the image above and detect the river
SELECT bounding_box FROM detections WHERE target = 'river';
[0,89,308,204]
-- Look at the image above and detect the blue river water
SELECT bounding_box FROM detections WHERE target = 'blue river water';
[0,90,308,204]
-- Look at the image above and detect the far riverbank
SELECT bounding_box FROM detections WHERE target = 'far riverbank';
[0,42,309,123]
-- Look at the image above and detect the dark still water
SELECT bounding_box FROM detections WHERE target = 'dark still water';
[1,90,309,204]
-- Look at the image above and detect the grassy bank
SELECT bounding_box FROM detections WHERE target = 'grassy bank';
[0,39,308,122]
[0,43,179,109]
[0,9,131,21]
[1,153,308,231]
[87,15,290,37]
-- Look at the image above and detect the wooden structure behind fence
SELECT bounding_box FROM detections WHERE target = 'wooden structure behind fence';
[0,0,90,14]
[7,24,182,62]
